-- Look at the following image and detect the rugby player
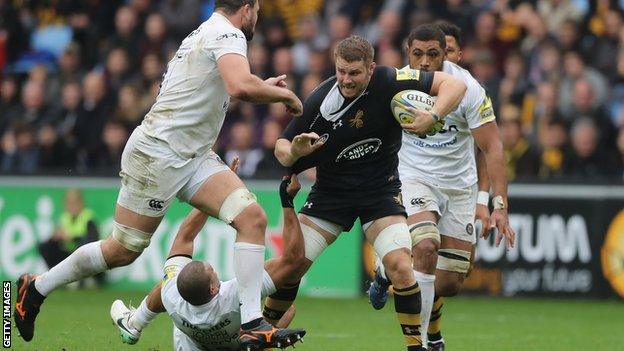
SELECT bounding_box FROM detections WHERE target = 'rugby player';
[110,175,305,351]
[14,1,305,347]
[264,35,467,351]
[368,24,516,351]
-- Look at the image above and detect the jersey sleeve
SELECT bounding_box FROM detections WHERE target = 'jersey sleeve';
[208,29,248,61]
[380,66,435,96]
[464,82,496,129]
[161,255,192,292]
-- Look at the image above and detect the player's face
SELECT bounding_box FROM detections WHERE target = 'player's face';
[444,35,462,64]
[241,1,260,41]
[407,39,445,72]
[335,56,375,98]
[204,264,221,297]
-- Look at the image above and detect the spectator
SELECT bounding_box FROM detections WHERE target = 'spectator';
[1,123,39,173]
[499,51,530,107]
[37,189,102,286]
[37,123,76,172]
[74,72,114,170]
[563,118,621,178]
[52,82,83,141]
[102,6,140,63]
[224,121,262,179]
[6,80,51,131]
[138,12,174,62]
[565,78,616,149]
[254,119,286,178]
[114,84,145,131]
[559,50,609,115]
[499,105,541,181]
[56,43,87,87]
[585,9,622,77]
[105,47,132,92]
[538,118,569,179]
[0,77,20,134]
[88,120,128,174]
[536,0,583,34]
[249,43,270,78]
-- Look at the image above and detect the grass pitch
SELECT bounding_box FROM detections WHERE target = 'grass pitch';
[8,289,623,350]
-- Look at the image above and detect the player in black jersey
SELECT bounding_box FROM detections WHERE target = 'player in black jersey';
[262,36,467,351]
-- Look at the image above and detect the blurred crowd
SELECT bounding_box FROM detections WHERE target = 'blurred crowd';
[0,0,623,181]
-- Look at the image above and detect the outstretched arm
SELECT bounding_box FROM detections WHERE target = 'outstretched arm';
[264,175,305,287]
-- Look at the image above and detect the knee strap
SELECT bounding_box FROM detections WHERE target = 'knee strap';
[409,221,440,246]
[436,248,471,274]
[219,188,257,224]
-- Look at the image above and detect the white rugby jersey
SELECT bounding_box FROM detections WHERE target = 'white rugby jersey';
[161,257,276,351]
[398,61,496,189]
[139,12,247,159]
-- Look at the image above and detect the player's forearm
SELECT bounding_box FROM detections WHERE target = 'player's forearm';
[235,75,296,104]
[275,139,298,167]
[431,77,466,118]
[168,209,209,257]
[281,208,305,263]
[476,148,491,192]
[482,139,509,202]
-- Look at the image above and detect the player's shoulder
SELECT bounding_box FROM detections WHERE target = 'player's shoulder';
[307,75,337,102]
[442,61,483,92]
[202,12,245,40]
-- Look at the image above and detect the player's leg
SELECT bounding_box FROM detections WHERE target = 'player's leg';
[15,204,163,341]
[262,214,339,325]
[365,215,425,351]
[427,186,477,351]
[15,129,180,341]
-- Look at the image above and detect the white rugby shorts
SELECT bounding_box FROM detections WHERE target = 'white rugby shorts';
[401,179,478,243]
[117,128,230,217]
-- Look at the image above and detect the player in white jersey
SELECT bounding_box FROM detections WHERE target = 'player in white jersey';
[368,24,516,350]
[15,1,304,347]
[110,175,305,351]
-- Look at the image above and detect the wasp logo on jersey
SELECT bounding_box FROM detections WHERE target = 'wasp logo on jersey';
[349,110,365,128]
[335,138,382,162]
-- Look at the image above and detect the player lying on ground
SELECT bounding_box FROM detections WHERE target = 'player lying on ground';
[14,0,304,347]
[368,23,515,351]
[110,175,306,351]
[266,35,467,351]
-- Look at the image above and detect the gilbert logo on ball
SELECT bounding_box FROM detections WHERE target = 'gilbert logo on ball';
[601,210,624,298]
[390,90,441,135]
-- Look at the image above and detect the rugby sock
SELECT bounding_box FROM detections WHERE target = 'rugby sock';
[129,297,157,331]
[428,295,444,343]
[414,270,435,346]
[394,282,423,349]
[262,281,300,325]
[34,241,108,296]
[234,242,266,326]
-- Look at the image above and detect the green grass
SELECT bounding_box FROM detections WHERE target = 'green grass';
[8,289,624,350]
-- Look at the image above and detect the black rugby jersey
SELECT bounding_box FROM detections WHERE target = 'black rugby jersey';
[282,65,434,192]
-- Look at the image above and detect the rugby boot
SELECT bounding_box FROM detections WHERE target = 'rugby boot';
[14,273,45,341]
[240,319,305,350]
[368,267,391,310]
[110,299,141,344]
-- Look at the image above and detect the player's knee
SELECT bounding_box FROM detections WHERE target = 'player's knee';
[109,222,152,265]
[234,203,267,239]
[103,236,142,268]
[383,254,414,286]
[414,238,439,259]
[436,278,463,297]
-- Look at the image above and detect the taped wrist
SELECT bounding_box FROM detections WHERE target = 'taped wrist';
[279,178,294,208]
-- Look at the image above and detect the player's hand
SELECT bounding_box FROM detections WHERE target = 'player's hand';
[291,132,324,158]
[400,107,436,136]
[489,208,515,249]
[285,94,303,116]
[475,204,491,239]
[279,174,301,207]
[265,74,288,88]
[229,156,240,173]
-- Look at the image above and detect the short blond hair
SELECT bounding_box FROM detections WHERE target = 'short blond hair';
[334,35,375,64]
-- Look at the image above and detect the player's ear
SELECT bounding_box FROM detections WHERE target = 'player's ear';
[369,61,376,73]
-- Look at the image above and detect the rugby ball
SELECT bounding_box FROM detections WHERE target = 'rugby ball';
[390,90,436,124]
